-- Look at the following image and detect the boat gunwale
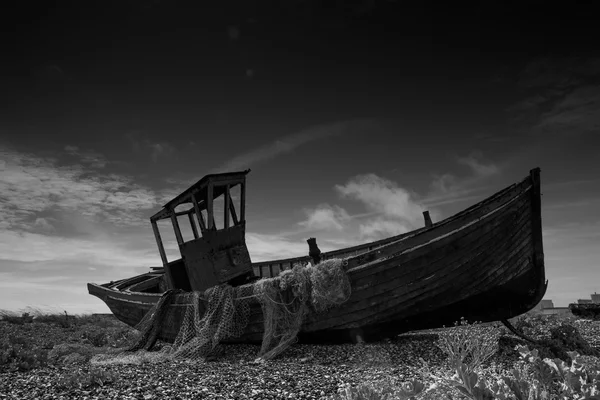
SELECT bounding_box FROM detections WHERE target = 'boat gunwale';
[251,171,532,268]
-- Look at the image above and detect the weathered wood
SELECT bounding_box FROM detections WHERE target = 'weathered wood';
[224,184,230,229]
[191,193,207,232]
[305,199,533,330]
[170,214,184,245]
[423,211,432,227]
[228,192,239,225]
[240,182,246,223]
[174,209,194,217]
[89,168,547,346]
[307,237,322,264]
[188,213,199,239]
[151,221,168,267]
[207,183,214,230]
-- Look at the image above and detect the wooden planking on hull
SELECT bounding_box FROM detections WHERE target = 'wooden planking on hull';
[309,222,534,331]
[348,194,530,292]
[303,194,533,330]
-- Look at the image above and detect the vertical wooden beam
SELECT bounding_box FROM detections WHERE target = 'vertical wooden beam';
[268,264,273,278]
[207,183,214,230]
[170,214,184,245]
[228,193,239,225]
[151,221,168,267]
[191,193,206,232]
[188,212,199,239]
[423,211,433,227]
[240,182,246,223]
[224,184,230,229]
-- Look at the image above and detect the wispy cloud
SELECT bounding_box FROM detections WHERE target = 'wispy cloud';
[427,151,499,206]
[125,131,176,162]
[511,56,600,135]
[213,119,373,172]
[335,174,425,225]
[535,84,600,133]
[0,145,176,231]
[358,218,412,242]
[298,204,350,231]
[245,232,314,262]
[64,145,108,168]
[293,153,500,241]
[332,173,426,240]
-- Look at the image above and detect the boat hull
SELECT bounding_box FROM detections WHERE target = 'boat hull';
[88,168,547,344]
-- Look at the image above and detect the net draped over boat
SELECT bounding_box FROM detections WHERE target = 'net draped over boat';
[91,258,351,365]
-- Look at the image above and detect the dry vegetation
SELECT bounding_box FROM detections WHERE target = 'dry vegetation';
[1,309,599,399]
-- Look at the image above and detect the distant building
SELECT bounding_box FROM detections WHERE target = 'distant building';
[528,298,569,316]
[540,299,554,309]
[577,292,599,304]
[540,307,570,316]
[527,292,598,317]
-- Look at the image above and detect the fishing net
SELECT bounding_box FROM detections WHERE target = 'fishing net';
[91,258,351,365]
[254,258,351,360]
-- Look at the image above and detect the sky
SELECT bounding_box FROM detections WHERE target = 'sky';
[1,0,598,314]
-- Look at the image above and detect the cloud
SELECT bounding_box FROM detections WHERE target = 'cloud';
[518,57,600,89]
[125,131,176,162]
[0,229,157,267]
[245,232,312,262]
[511,56,600,135]
[64,145,109,168]
[0,145,176,231]
[298,204,350,231]
[428,151,499,204]
[535,84,600,133]
[213,119,373,172]
[358,218,412,241]
[33,217,56,233]
[245,231,358,262]
[298,173,429,241]
[335,173,424,226]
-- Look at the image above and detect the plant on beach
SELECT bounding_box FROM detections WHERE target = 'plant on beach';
[422,318,600,400]
[334,380,425,400]
[436,318,502,373]
[0,334,48,371]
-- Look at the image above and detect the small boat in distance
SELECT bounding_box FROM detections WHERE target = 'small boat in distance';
[88,168,548,344]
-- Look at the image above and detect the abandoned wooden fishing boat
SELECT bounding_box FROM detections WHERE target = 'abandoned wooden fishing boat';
[88,168,548,344]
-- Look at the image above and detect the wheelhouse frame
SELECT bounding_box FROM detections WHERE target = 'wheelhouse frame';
[149,169,253,292]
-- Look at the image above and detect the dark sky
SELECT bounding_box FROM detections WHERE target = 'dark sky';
[4,0,597,141]
[1,1,599,312]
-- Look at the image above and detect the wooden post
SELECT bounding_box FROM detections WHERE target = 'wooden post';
[191,193,207,232]
[240,182,246,223]
[171,214,184,245]
[151,221,168,266]
[307,237,322,264]
[188,212,199,239]
[207,183,214,230]
[228,193,239,225]
[224,184,230,229]
[423,211,433,227]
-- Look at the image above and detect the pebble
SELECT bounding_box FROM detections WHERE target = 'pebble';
[1,318,598,399]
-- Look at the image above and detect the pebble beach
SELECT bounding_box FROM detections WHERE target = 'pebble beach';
[1,316,599,400]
